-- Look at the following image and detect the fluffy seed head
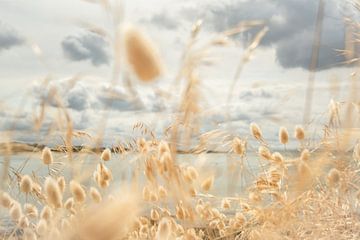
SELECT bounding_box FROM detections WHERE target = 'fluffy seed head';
[41,147,53,165]
[221,198,231,209]
[327,168,340,187]
[57,176,66,193]
[64,197,74,210]
[40,206,52,221]
[19,215,29,228]
[0,192,13,208]
[189,186,197,197]
[44,177,63,208]
[99,163,112,181]
[201,176,214,192]
[232,137,246,156]
[271,152,284,164]
[149,192,158,202]
[250,123,262,141]
[101,148,111,161]
[137,138,148,153]
[187,166,199,181]
[124,25,163,82]
[158,141,170,156]
[9,201,22,221]
[249,191,262,203]
[142,186,151,201]
[24,204,38,219]
[298,161,311,178]
[258,146,272,160]
[158,186,167,200]
[150,208,160,221]
[300,149,310,161]
[279,127,289,145]
[70,180,86,204]
[20,175,33,194]
[294,125,305,141]
[90,187,102,203]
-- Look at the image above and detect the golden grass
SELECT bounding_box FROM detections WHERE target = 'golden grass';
[0,1,360,239]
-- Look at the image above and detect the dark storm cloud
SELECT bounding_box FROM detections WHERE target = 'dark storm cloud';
[61,32,109,66]
[0,21,24,51]
[183,0,356,70]
[209,0,355,70]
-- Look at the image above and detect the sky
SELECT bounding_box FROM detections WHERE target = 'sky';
[0,0,358,148]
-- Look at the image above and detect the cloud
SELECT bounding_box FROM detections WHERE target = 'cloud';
[146,11,179,30]
[179,0,356,70]
[31,77,167,113]
[67,82,91,111]
[0,21,24,51]
[97,85,145,111]
[61,32,109,66]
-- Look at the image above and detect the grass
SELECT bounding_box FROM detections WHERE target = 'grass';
[1,0,360,239]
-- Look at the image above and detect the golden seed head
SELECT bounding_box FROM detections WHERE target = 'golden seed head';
[158,141,170,156]
[137,138,148,153]
[279,127,289,145]
[9,201,22,221]
[70,180,86,204]
[235,212,246,224]
[187,166,199,181]
[57,176,66,193]
[142,186,151,201]
[124,25,163,82]
[150,191,158,202]
[98,163,113,181]
[64,197,74,210]
[101,148,111,161]
[298,161,311,177]
[24,204,38,219]
[0,192,12,208]
[258,146,272,160]
[189,186,197,197]
[40,206,52,221]
[41,147,53,165]
[250,122,262,141]
[158,186,168,200]
[327,168,340,187]
[44,177,63,208]
[271,152,284,164]
[20,175,33,194]
[294,125,305,141]
[232,137,246,156]
[300,149,310,161]
[90,187,102,203]
[201,176,214,192]
[160,151,172,171]
[221,198,231,209]
[249,191,262,203]
[19,215,29,228]
[150,208,160,221]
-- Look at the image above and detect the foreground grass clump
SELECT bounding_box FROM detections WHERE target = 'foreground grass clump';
[0,120,359,240]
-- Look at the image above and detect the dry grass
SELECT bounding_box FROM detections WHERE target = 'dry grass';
[1,0,360,239]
